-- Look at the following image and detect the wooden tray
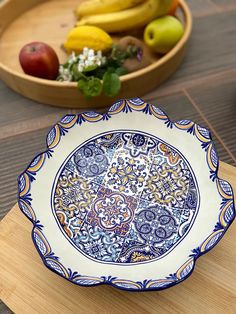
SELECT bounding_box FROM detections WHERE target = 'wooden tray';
[0,161,235,313]
[0,0,192,109]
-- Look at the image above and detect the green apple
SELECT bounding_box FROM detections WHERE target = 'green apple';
[144,16,184,54]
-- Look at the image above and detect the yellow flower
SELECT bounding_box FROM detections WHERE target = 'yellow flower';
[110,167,117,174]
[138,177,144,183]
[129,158,135,165]
[119,186,125,192]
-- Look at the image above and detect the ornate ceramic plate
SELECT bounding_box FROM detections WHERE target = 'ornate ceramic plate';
[18,98,235,291]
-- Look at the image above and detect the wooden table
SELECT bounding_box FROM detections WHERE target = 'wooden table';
[0,0,236,313]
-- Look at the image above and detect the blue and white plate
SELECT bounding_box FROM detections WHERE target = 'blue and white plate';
[18,98,235,291]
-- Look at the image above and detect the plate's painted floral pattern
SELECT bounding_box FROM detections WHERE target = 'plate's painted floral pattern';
[53,131,199,264]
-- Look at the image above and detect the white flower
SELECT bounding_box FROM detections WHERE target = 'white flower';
[78,63,84,73]
[97,50,102,58]
[63,48,107,75]
[83,47,89,54]
[88,49,94,57]
[84,60,90,67]
[101,56,106,65]
[79,54,86,61]
[79,47,106,71]
[68,51,78,64]
[59,65,73,81]
[89,56,95,62]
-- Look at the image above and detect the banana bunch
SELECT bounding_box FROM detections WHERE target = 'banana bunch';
[75,0,173,33]
[75,0,145,17]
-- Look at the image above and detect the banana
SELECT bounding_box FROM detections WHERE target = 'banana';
[76,0,173,33]
[75,0,146,17]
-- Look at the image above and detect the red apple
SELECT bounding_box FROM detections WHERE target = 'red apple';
[19,42,59,80]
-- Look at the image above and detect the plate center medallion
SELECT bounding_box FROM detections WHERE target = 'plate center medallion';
[53,131,199,264]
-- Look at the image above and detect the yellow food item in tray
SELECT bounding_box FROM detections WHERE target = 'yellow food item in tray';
[64,25,113,53]
[76,0,173,33]
[75,0,145,17]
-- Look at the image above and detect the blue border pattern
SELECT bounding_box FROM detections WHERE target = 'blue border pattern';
[17,98,236,291]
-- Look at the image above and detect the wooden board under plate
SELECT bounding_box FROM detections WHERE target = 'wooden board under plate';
[0,161,235,313]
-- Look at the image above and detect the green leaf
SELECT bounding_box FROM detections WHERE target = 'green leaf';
[78,77,102,99]
[107,67,116,74]
[102,72,121,97]
[72,64,83,81]
[77,78,87,93]
[63,61,70,69]
[83,64,98,73]
[115,67,128,76]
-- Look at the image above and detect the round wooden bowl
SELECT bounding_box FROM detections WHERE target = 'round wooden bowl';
[0,0,192,109]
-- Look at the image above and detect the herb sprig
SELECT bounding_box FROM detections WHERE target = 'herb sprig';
[57,45,138,99]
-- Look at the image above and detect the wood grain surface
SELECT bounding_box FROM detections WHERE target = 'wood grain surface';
[0,0,236,312]
[0,162,235,314]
